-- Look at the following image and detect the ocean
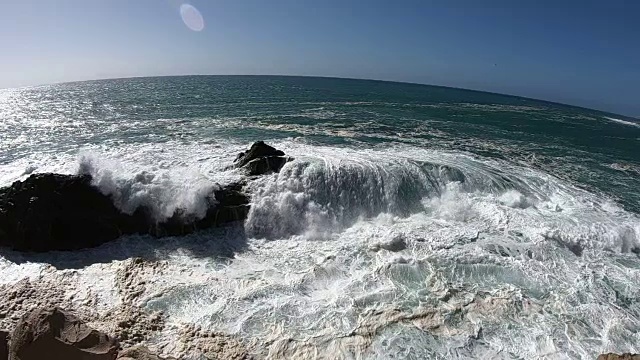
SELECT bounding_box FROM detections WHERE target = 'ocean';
[1,75,639,359]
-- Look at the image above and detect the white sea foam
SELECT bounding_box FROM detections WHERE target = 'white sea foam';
[140,142,640,358]
[2,140,640,359]
[77,153,220,220]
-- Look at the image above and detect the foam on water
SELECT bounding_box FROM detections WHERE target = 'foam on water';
[2,139,640,358]
[1,76,639,358]
[9,140,625,358]
[244,144,466,240]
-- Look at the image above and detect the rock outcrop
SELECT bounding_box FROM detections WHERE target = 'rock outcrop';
[9,307,119,360]
[0,174,248,252]
[0,278,69,332]
[0,142,288,252]
[0,330,8,360]
[149,182,250,237]
[3,304,249,360]
[0,174,129,252]
[234,141,291,176]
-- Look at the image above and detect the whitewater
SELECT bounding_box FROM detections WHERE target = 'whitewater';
[1,76,639,359]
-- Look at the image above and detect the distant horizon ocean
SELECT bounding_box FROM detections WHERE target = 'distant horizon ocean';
[6,75,640,120]
[1,75,639,359]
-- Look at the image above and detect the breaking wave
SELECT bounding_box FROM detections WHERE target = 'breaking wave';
[131,144,640,359]
[604,116,640,128]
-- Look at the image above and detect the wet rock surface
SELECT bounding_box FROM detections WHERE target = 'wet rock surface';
[0,142,288,252]
[0,174,128,252]
[234,141,291,176]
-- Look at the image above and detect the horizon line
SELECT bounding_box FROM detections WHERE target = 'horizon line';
[2,73,638,120]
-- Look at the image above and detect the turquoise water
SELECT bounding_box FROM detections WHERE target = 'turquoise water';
[1,76,639,359]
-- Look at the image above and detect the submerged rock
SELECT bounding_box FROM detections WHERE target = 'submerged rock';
[9,306,119,360]
[234,141,291,175]
[369,234,407,252]
[0,142,288,252]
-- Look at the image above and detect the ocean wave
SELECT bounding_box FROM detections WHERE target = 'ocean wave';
[3,140,640,359]
[604,116,640,128]
[241,143,640,250]
[78,154,216,221]
[244,149,465,239]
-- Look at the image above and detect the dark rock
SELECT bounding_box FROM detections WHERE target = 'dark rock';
[598,354,640,360]
[0,175,249,252]
[0,142,288,252]
[246,156,290,176]
[234,141,285,168]
[234,141,291,175]
[9,306,119,360]
[234,152,246,162]
[0,174,128,252]
[117,346,175,360]
[0,330,7,360]
[151,182,249,237]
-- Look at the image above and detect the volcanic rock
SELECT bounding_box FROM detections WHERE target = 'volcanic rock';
[0,142,288,252]
[234,141,291,175]
[0,174,128,252]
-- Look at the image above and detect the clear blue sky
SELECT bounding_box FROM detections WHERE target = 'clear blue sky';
[1,0,638,116]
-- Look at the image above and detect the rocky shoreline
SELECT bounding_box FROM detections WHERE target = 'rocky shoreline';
[0,141,290,252]
[0,256,252,360]
[0,142,637,359]
[0,142,286,359]
[0,304,250,360]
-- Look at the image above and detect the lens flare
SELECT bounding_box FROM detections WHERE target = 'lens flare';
[180,4,204,32]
